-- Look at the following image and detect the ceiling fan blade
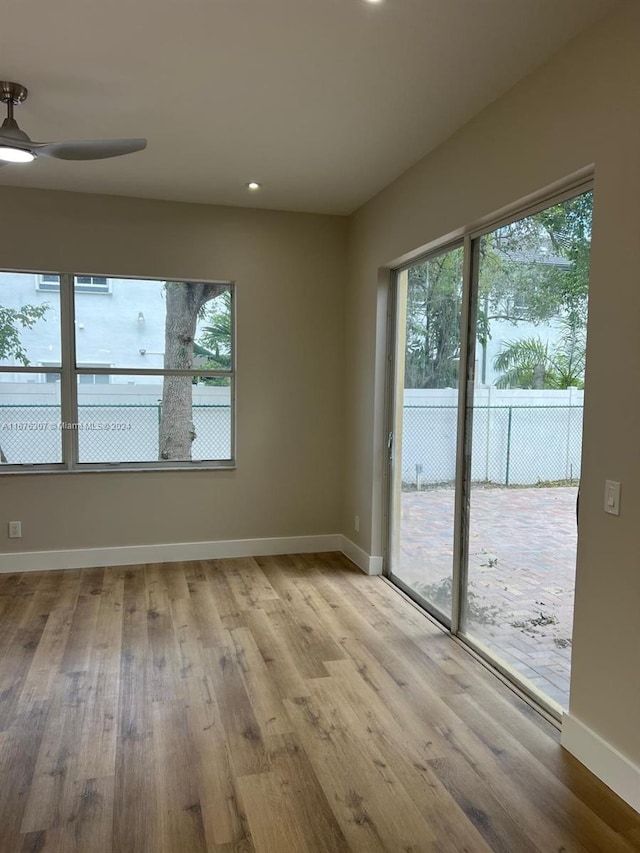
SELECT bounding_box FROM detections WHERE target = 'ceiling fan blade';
[34,138,147,161]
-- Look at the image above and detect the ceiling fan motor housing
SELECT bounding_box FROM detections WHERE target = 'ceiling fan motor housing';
[0,82,29,106]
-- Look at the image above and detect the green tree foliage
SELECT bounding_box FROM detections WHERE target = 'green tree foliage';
[198,290,232,371]
[0,303,49,365]
[485,191,591,331]
[404,248,463,389]
[493,318,586,390]
[0,301,49,463]
[403,192,593,390]
[491,193,592,389]
[193,290,232,387]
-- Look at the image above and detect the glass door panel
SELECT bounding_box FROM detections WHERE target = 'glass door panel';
[462,192,593,709]
[389,245,464,622]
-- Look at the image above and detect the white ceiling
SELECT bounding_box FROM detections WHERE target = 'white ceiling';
[0,0,617,215]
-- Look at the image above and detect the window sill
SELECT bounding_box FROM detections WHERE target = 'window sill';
[0,462,237,475]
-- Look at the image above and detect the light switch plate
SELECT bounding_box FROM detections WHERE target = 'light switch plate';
[604,480,621,516]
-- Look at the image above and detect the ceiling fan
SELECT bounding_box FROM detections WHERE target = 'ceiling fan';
[0,81,147,166]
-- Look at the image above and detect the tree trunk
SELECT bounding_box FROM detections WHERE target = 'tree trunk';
[532,363,546,389]
[159,282,225,461]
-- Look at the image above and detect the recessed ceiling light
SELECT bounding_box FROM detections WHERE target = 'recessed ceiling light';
[364,0,383,4]
[0,146,35,163]
[246,181,262,191]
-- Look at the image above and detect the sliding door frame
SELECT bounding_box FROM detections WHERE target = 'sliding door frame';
[384,238,464,630]
[384,175,594,720]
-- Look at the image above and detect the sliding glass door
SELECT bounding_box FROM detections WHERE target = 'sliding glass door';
[388,245,464,624]
[387,187,593,714]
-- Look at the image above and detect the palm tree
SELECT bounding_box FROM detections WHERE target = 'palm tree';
[198,290,232,371]
[493,317,586,390]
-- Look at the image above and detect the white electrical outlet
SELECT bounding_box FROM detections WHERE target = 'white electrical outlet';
[8,521,22,539]
[354,515,360,533]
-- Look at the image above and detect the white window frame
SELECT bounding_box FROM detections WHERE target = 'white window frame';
[1,271,236,473]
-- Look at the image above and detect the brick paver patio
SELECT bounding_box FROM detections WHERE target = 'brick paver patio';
[397,486,577,708]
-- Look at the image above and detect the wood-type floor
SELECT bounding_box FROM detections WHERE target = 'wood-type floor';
[0,552,639,852]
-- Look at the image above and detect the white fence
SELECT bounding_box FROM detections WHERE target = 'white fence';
[2,381,584,480]
[401,387,584,487]
[0,382,231,464]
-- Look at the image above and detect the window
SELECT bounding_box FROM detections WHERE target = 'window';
[1,272,235,471]
[41,361,111,383]
[78,373,111,385]
[38,274,110,293]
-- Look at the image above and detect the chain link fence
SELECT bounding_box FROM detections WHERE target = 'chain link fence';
[2,400,581,478]
[0,404,62,464]
[0,404,231,464]
[402,404,584,489]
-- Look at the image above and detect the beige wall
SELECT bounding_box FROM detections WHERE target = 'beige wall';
[344,0,640,765]
[0,187,347,550]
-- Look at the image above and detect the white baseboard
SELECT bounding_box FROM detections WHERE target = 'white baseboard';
[0,533,384,576]
[562,713,640,813]
[0,534,342,573]
[340,536,384,575]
